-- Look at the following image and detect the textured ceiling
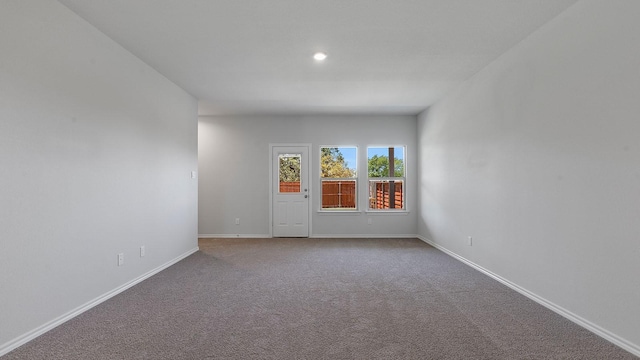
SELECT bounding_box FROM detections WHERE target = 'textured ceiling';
[58,0,578,115]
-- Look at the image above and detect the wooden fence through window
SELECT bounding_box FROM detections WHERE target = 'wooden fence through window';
[321,180,356,208]
[279,181,300,193]
[280,181,403,209]
[370,181,403,209]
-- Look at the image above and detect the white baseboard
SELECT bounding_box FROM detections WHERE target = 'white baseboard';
[0,247,199,357]
[198,234,271,238]
[416,235,640,357]
[199,234,417,239]
[310,234,417,238]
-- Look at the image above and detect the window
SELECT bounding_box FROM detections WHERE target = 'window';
[279,154,301,193]
[367,147,405,210]
[320,146,357,210]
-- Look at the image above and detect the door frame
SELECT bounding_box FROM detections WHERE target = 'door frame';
[269,143,312,237]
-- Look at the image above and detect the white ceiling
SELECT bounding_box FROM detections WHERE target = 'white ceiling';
[58,0,578,116]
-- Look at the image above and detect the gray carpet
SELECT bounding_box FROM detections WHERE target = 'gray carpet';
[4,238,637,359]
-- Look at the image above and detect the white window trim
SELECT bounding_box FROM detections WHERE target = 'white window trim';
[319,146,358,212]
[366,146,406,211]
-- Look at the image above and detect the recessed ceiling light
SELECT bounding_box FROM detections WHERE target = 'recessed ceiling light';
[313,52,327,61]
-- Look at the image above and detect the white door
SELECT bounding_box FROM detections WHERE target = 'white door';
[272,146,309,237]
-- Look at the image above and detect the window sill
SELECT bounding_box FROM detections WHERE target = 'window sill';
[364,210,410,215]
[317,210,362,215]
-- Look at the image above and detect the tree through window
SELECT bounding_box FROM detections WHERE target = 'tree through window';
[320,147,357,209]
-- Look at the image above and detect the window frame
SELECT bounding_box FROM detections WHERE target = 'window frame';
[366,146,406,211]
[319,146,358,212]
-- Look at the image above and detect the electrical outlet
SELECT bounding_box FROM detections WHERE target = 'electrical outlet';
[235,218,240,225]
[468,236,473,246]
[140,246,145,257]
[191,171,197,179]
[118,253,124,266]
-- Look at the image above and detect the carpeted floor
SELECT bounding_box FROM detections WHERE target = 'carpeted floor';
[4,238,637,359]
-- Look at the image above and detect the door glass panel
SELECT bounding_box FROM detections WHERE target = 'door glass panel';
[279,154,301,193]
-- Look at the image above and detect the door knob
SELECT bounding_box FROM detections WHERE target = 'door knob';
[304,195,308,198]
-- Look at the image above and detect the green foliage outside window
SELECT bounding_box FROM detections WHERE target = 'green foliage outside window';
[279,156,300,182]
[367,155,404,177]
[321,147,355,178]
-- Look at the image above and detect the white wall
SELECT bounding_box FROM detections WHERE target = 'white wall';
[417,0,640,354]
[199,115,417,237]
[0,1,198,353]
